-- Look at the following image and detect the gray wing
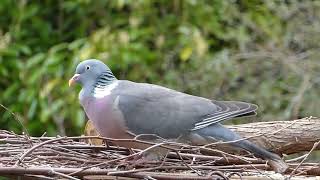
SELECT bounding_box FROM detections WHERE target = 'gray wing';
[192,100,257,130]
[114,80,257,138]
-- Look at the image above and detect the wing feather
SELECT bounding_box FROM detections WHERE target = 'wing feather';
[192,101,257,130]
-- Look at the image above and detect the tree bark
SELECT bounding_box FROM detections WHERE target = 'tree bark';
[226,117,320,155]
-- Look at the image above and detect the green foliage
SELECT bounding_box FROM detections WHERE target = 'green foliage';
[0,0,319,136]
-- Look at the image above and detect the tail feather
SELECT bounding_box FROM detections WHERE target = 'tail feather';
[195,124,288,173]
[196,124,280,160]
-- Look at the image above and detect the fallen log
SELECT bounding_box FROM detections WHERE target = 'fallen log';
[227,117,320,155]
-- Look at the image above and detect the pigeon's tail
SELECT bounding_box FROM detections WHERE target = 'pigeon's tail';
[196,124,288,173]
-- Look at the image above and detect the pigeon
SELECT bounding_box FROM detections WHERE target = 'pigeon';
[69,59,287,172]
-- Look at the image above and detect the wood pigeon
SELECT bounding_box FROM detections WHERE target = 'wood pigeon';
[69,59,287,172]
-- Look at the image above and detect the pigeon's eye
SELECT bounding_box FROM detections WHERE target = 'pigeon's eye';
[85,65,90,70]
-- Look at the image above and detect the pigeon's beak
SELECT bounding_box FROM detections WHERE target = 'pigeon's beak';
[68,74,80,87]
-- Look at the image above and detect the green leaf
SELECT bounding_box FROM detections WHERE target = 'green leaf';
[180,46,193,61]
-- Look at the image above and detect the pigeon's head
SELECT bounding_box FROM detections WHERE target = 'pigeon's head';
[69,59,115,87]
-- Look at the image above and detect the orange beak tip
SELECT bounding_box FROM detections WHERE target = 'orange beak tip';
[68,74,80,87]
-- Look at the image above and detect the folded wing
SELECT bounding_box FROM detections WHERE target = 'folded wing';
[114,81,257,138]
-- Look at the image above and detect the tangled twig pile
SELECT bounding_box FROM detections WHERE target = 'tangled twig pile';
[1,118,320,179]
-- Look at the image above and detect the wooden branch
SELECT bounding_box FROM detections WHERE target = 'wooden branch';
[226,117,320,155]
[0,167,225,180]
[1,164,320,178]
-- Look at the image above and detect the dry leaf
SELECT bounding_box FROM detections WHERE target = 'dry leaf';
[84,120,103,145]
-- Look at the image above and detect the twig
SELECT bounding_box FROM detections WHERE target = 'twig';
[286,154,308,163]
[289,140,320,178]
[15,136,67,166]
[0,104,31,141]
[175,150,202,176]
[50,169,81,180]
[68,141,174,176]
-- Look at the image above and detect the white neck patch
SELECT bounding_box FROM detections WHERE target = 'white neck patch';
[93,81,118,98]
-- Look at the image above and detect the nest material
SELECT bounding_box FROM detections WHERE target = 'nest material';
[0,130,319,180]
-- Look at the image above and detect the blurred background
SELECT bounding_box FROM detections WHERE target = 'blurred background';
[0,0,319,136]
